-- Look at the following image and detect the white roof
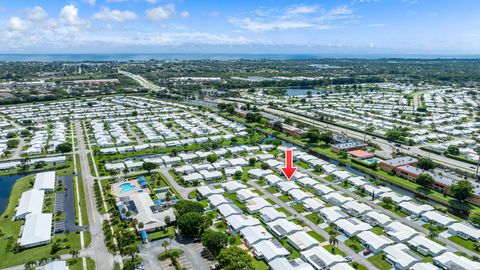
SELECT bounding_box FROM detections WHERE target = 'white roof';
[399,201,434,215]
[268,258,315,270]
[364,211,392,226]
[384,243,420,269]
[385,221,419,242]
[336,217,372,235]
[34,171,56,190]
[407,235,447,256]
[433,251,480,270]
[313,183,335,195]
[357,231,393,251]
[36,261,68,270]
[240,225,273,245]
[20,213,52,246]
[421,211,457,227]
[277,181,300,192]
[320,206,348,223]
[15,189,45,219]
[301,246,344,269]
[246,197,271,213]
[302,197,325,212]
[330,263,356,270]
[208,194,229,207]
[265,174,283,185]
[226,214,260,231]
[259,207,287,222]
[448,222,480,239]
[287,231,319,251]
[342,200,373,215]
[217,204,242,218]
[267,218,302,237]
[237,188,257,201]
[252,240,289,262]
[332,170,353,180]
[221,181,246,192]
[410,262,439,270]
[288,189,313,202]
[324,192,353,205]
[380,191,411,204]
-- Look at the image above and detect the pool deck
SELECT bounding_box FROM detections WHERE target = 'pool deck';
[112,179,150,197]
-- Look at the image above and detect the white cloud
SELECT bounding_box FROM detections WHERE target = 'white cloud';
[229,4,352,32]
[26,6,48,21]
[83,0,96,5]
[286,4,321,15]
[92,7,137,21]
[368,23,388,27]
[181,11,189,18]
[145,4,175,21]
[146,0,157,4]
[60,5,85,25]
[9,17,28,31]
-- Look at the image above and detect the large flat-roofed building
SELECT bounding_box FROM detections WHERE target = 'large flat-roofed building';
[331,141,367,154]
[19,213,53,247]
[34,171,56,191]
[379,156,418,173]
[14,189,45,220]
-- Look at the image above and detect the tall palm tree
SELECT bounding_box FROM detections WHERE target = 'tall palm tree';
[162,240,169,256]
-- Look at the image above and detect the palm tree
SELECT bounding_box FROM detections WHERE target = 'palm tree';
[428,226,440,239]
[162,240,169,256]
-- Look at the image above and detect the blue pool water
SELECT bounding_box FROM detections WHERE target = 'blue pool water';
[366,158,378,164]
[0,174,29,215]
[119,183,136,194]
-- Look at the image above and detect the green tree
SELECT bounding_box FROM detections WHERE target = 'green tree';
[55,142,72,155]
[382,196,393,206]
[217,246,254,270]
[305,128,320,144]
[174,200,204,217]
[470,209,480,227]
[233,170,242,180]
[385,130,403,142]
[450,180,474,201]
[272,121,283,131]
[142,162,157,174]
[416,173,434,188]
[248,157,256,166]
[6,139,19,149]
[319,131,334,144]
[6,132,17,138]
[207,153,218,163]
[201,230,228,256]
[447,145,460,155]
[177,212,206,238]
[417,157,435,170]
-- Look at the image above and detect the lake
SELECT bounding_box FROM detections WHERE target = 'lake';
[0,174,28,215]
[286,89,327,96]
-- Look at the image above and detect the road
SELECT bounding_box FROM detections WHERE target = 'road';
[259,105,478,174]
[248,180,380,270]
[119,70,164,92]
[75,121,120,270]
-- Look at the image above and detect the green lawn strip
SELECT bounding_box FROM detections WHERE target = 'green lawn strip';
[265,198,276,205]
[250,258,269,270]
[368,252,392,270]
[305,213,324,224]
[378,202,408,217]
[67,257,96,270]
[275,207,292,216]
[147,226,175,242]
[277,195,291,203]
[265,186,279,194]
[75,154,89,226]
[344,239,363,252]
[279,239,301,259]
[371,226,385,235]
[306,231,326,242]
[291,203,306,213]
[448,236,480,254]
[84,231,92,248]
[324,245,346,257]
[252,189,264,196]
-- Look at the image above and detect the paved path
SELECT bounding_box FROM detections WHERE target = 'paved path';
[138,238,215,270]
[248,180,380,270]
[75,121,119,270]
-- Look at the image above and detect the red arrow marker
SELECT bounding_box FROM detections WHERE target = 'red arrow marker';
[281,149,297,180]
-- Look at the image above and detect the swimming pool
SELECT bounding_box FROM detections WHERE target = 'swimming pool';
[365,158,378,164]
[119,183,136,194]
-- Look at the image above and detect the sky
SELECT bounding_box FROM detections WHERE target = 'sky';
[0,0,480,55]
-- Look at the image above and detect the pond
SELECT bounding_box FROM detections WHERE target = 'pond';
[286,89,327,96]
[0,174,29,215]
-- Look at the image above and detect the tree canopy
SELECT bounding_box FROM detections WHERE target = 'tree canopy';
[217,246,254,270]
[449,180,474,201]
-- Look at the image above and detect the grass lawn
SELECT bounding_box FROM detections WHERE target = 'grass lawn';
[280,239,301,259]
[422,223,446,232]
[67,257,96,270]
[368,252,391,270]
[378,202,408,217]
[277,195,291,203]
[448,236,480,254]
[265,186,279,194]
[305,213,324,224]
[350,262,369,270]
[251,258,268,270]
[265,198,276,205]
[307,231,326,242]
[291,203,306,213]
[324,245,346,257]
[148,227,175,242]
[345,239,363,252]
[275,207,292,216]
[295,161,310,169]
[371,226,385,235]
[252,189,264,196]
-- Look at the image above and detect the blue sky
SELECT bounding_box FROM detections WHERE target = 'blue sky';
[0,0,479,54]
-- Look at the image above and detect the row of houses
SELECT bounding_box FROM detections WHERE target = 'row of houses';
[14,171,56,248]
